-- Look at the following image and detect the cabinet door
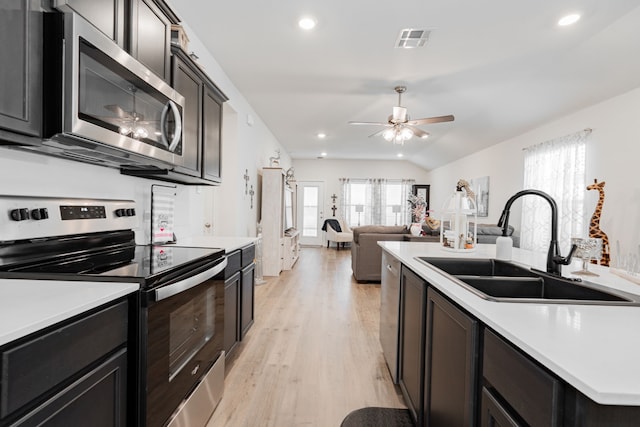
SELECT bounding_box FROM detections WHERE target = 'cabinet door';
[481,387,523,427]
[12,348,128,427]
[398,266,426,425]
[202,84,223,182]
[53,0,125,47]
[130,0,170,81]
[171,52,202,177]
[240,263,255,338]
[0,0,42,137]
[224,271,241,357]
[424,287,479,427]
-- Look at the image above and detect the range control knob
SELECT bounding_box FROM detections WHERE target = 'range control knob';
[10,208,30,221]
[31,208,49,220]
[126,208,136,217]
[115,208,126,217]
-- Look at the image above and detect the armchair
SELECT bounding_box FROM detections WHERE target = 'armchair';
[324,219,353,250]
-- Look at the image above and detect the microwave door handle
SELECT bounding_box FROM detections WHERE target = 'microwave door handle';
[160,102,170,148]
[160,100,182,152]
[155,258,227,301]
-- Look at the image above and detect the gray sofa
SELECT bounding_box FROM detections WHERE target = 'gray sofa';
[351,225,410,283]
[350,223,518,283]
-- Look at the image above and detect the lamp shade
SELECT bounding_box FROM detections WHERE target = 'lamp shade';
[392,205,401,213]
[355,205,364,213]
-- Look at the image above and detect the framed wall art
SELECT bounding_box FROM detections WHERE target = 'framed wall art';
[412,184,430,216]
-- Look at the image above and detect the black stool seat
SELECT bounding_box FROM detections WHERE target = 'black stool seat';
[340,407,414,427]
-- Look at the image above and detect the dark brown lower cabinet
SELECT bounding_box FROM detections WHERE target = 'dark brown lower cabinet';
[240,263,255,338]
[12,349,128,427]
[483,329,563,427]
[0,299,129,427]
[398,266,427,425]
[425,287,479,427]
[480,387,522,427]
[218,244,256,360]
[224,271,241,357]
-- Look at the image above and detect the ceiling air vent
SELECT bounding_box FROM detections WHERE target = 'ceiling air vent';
[395,28,430,48]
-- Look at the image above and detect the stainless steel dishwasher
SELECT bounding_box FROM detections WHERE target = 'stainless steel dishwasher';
[379,250,402,383]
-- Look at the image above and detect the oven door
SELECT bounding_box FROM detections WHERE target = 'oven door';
[47,12,185,168]
[143,258,226,427]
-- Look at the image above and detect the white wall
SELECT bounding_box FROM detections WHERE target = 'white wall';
[177,21,292,238]
[292,158,429,220]
[426,87,640,260]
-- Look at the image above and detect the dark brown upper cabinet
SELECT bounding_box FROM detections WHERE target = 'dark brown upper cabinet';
[171,46,227,184]
[53,0,126,48]
[0,0,44,139]
[129,0,172,81]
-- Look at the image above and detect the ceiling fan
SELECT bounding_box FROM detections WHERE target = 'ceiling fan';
[349,86,454,144]
[102,86,157,139]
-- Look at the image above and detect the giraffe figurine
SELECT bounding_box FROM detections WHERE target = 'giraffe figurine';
[586,179,610,267]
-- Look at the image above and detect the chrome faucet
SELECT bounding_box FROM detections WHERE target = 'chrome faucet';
[497,189,577,276]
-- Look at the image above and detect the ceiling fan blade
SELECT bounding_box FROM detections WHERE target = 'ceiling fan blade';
[368,128,391,138]
[407,114,455,126]
[404,125,430,139]
[348,121,389,126]
[103,104,131,119]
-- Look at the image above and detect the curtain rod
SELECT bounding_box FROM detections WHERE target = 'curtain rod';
[522,128,592,151]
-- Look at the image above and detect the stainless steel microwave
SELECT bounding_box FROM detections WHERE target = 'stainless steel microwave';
[35,12,185,169]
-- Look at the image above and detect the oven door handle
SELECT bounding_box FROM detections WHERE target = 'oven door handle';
[155,258,227,301]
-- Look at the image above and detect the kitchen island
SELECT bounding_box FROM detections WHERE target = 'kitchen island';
[380,241,640,426]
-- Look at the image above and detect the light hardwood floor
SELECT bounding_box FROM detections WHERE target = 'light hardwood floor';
[207,246,405,426]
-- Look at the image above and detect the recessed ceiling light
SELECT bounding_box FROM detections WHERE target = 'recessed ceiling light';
[298,16,317,30]
[420,134,429,139]
[320,152,327,157]
[397,153,404,158]
[558,14,580,26]
[317,132,326,139]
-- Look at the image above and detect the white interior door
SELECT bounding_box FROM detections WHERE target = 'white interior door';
[297,181,325,246]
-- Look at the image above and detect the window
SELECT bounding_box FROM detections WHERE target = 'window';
[521,130,589,253]
[339,178,414,227]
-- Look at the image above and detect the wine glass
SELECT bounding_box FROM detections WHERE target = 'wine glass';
[570,237,603,276]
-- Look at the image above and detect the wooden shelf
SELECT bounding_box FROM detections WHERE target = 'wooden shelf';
[282,230,299,270]
[260,168,298,276]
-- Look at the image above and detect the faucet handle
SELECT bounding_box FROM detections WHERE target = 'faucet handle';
[553,244,578,266]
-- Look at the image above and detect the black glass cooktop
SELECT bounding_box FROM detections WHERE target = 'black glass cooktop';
[0,244,224,285]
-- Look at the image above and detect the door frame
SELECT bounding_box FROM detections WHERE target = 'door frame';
[296,181,325,246]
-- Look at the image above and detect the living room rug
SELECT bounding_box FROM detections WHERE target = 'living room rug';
[340,407,414,426]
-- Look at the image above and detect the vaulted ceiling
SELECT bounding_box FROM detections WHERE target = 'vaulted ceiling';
[169,0,640,170]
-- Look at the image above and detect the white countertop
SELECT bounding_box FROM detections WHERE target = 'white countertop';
[379,241,640,406]
[0,279,139,347]
[177,236,257,253]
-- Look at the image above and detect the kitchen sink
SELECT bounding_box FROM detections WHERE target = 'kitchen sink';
[416,257,640,306]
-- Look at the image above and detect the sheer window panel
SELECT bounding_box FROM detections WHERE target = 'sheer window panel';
[521,130,589,253]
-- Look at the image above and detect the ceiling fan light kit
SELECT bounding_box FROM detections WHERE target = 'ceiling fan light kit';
[349,86,454,144]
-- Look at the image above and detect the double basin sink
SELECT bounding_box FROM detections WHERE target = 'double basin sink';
[416,257,640,306]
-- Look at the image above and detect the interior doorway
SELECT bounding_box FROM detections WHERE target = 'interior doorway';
[297,181,325,246]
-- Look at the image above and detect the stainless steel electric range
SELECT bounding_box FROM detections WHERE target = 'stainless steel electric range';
[0,195,227,427]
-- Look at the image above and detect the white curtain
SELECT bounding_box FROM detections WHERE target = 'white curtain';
[340,178,415,226]
[521,129,589,253]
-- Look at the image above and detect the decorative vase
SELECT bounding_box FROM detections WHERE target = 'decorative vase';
[410,223,422,236]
